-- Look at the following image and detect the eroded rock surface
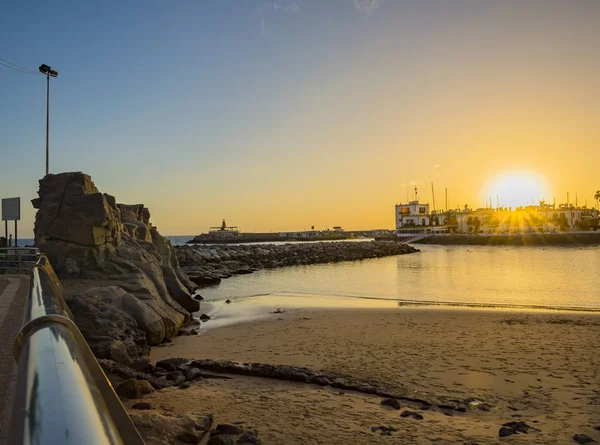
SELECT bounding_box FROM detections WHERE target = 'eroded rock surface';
[32,172,199,363]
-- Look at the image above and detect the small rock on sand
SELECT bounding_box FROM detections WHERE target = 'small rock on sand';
[132,402,153,410]
[371,426,397,436]
[400,410,423,420]
[498,421,540,437]
[572,434,596,444]
[200,314,211,321]
[211,424,243,436]
[380,398,401,410]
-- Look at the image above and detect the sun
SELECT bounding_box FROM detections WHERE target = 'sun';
[484,172,549,209]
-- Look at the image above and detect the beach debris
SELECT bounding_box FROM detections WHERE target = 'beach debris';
[400,410,424,420]
[572,434,596,444]
[381,398,402,410]
[272,308,285,314]
[371,426,397,436]
[131,402,153,410]
[498,421,540,437]
[200,313,211,321]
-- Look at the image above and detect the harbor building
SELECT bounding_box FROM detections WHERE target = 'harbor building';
[395,200,447,233]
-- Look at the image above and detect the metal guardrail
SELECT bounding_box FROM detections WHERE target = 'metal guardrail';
[0,248,40,275]
[9,255,146,445]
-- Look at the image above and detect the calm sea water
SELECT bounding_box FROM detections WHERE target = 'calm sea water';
[199,244,600,310]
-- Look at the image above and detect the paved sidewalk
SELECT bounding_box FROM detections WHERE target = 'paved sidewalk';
[0,276,29,444]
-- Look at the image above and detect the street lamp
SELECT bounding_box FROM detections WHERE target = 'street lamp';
[39,64,58,176]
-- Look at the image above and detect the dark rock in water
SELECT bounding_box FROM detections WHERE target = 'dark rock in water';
[237,430,261,444]
[208,436,234,445]
[594,426,600,431]
[226,299,232,304]
[371,426,397,436]
[212,424,244,436]
[200,313,211,321]
[572,434,596,444]
[381,398,401,410]
[178,382,191,390]
[400,410,423,420]
[194,294,204,301]
[498,421,540,437]
[132,402,153,410]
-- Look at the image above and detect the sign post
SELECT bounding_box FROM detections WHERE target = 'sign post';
[2,197,21,247]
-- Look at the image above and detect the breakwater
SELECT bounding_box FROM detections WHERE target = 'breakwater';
[415,232,600,246]
[175,241,418,286]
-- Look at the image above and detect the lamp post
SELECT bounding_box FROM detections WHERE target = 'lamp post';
[38,64,58,176]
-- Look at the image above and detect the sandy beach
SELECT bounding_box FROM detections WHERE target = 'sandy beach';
[143,306,600,444]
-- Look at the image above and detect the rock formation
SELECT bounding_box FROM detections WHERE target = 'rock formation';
[32,172,199,364]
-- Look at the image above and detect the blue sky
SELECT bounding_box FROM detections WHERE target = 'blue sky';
[1,1,599,237]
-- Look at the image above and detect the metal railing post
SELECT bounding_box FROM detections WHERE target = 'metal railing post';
[9,254,146,445]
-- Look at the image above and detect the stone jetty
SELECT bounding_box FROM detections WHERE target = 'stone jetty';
[176,241,418,286]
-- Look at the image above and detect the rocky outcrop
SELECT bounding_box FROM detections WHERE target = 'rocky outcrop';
[32,172,199,364]
[129,411,213,445]
[176,241,418,286]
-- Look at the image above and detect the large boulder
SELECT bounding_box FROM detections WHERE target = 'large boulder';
[32,172,199,355]
[64,287,149,366]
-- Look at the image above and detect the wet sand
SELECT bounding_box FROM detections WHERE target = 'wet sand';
[147,306,600,444]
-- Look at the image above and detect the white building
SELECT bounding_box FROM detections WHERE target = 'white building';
[395,200,446,232]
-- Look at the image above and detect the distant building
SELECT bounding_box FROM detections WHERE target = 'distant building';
[454,205,599,234]
[395,200,447,233]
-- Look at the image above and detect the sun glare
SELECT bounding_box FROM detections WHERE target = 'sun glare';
[484,173,549,209]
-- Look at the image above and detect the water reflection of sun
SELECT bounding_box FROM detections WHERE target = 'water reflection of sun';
[484,172,549,208]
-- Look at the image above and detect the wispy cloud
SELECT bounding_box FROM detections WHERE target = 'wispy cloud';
[274,1,300,13]
[354,0,379,13]
[432,164,440,168]
[254,1,300,35]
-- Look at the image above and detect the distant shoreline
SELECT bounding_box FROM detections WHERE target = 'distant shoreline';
[413,232,600,246]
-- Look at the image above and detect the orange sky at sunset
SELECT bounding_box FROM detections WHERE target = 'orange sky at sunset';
[2,1,598,237]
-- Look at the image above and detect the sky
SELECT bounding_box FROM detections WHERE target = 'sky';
[1,0,599,237]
